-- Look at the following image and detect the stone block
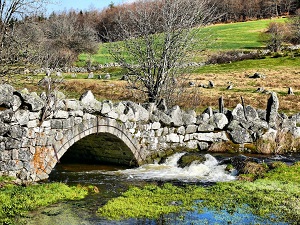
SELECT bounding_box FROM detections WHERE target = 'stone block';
[13,95,22,111]
[54,110,69,119]
[51,119,63,129]
[211,113,228,129]
[197,142,209,151]
[228,126,253,144]
[64,99,82,111]
[5,138,21,149]
[0,150,11,161]
[184,134,190,141]
[151,122,161,130]
[21,137,30,148]
[29,112,41,120]
[107,110,118,119]
[27,120,38,128]
[168,133,180,143]
[41,120,51,128]
[186,125,197,134]
[101,102,112,114]
[14,110,29,126]
[74,117,83,125]
[19,148,32,161]
[198,122,214,132]
[118,114,128,123]
[69,110,84,117]
[63,117,75,129]
[192,132,229,142]
[0,122,9,136]
[177,126,185,135]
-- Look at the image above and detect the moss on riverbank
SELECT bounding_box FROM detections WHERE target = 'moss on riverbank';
[0,177,88,224]
[97,162,300,224]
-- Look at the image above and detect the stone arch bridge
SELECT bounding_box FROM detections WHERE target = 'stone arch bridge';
[0,84,300,183]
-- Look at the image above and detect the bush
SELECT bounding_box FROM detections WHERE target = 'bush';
[206,50,263,65]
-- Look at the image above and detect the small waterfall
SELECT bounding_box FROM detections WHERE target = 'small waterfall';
[112,153,236,183]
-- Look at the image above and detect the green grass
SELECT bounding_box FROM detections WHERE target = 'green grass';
[193,54,300,74]
[77,18,287,66]
[0,179,88,224]
[77,45,114,66]
[97,162,300,224]
[206,18,286,51]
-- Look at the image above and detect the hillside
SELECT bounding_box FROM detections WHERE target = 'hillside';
[69,18,300,114]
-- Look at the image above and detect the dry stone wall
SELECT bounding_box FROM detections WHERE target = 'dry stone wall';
[0,84,300,183]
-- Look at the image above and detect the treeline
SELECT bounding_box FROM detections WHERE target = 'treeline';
[1,0,300,71]
[1,12,98,73]
[211,0,300,22]
[92,0,300,42]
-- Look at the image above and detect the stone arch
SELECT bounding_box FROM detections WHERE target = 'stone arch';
[38,117,143,180]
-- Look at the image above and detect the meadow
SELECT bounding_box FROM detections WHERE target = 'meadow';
[71,18,300,114]
[17,18,300,114]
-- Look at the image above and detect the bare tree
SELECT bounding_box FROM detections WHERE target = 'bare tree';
[40,12,98,68]
[106,0,216,104]
[0,0,49,79]
[265,21,289,52]
[289,10,300,44]
[0,0,48,45]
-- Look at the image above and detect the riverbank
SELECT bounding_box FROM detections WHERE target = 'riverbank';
[0,177,89,224]
[97,161,300,224]
[1,154,299,224]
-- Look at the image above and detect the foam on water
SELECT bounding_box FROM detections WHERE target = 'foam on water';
[109,153,236,182]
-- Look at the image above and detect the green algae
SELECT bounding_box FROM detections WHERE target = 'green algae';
[0,180,88,224]
[97,162,300,224]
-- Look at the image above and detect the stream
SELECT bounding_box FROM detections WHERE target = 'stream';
[26,153,300,225]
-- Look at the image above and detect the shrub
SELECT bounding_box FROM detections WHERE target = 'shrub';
[206,50,263,65]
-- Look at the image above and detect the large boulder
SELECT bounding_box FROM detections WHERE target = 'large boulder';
[0,84,15,108]
[266,92,279,129]
[0,109,13,123]
[125,101,150,122]
[232,104,245,121]
[245,105,258,121]
[0,122,9,136]
[16,90,45,112]
[228,122,253,144]
[64,99,82,111]
[79,90,102,113]
[177,153,206,168]
[182,110,196,125]
[151,110,172,126]
[167,106,183,127]
[211,113,228,129]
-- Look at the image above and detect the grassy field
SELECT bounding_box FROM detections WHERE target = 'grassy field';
[77,18,287,65]
[206,18,286,50]
[19,17,300,114]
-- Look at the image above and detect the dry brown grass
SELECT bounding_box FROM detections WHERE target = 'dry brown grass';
[184,67,300,114]
[62,67,300,114]
[16,67,300,114]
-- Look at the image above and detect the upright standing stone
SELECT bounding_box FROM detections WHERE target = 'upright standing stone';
[208,80,214,88]
[288,87,294,95]
[266,92,279,129]
[219,96,224,114]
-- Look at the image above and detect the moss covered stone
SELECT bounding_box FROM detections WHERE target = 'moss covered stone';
[177,153,206,168]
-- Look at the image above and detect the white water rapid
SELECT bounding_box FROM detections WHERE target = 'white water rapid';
[110,153,237,182]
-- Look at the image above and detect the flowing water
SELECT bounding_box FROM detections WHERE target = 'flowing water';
[26,153,300,225]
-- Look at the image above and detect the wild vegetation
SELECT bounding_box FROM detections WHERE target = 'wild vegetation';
[0,177,89,224]
[97,162,300,224]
